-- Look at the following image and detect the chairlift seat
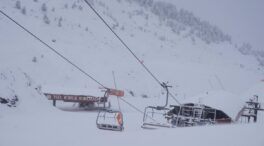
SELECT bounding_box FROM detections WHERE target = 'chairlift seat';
[96,109,124,131]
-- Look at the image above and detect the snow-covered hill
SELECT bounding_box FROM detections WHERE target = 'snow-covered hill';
[0,0,264,146]
[1,0,263,96]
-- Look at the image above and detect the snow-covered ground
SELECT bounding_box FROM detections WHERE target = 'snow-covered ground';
[161,0,264,50]
[1,0,264,146]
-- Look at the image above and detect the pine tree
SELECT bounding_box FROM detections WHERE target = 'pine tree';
[21,7,26,15]
[41,3,47,12]
[15,1,21,9]
[43,14,50,24]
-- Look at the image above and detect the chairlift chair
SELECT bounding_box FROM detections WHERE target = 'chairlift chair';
[96,109,124,131]
[96,88,125,131]
[142,106,171,129]
[141,82,172,129]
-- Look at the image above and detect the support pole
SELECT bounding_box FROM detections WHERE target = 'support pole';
[53,100,56,107]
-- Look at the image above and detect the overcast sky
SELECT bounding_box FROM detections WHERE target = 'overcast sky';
[162,0,264,50]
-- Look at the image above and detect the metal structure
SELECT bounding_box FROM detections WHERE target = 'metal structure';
[142,106,171,129]
[96,109,124,131]
[45,88,124,109]
[45,91,108,109]
[142,103,218,129]
[166,104,217,127]
[239,95,264,123]
[95,88,125,131]
[142,83,172,129]
[142,94,264,129]
[142,84,237,129]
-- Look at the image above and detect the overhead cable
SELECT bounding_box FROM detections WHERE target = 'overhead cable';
[82,0,181,105]
[0,10,106,89]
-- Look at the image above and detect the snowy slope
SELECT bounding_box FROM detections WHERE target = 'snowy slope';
[161,0,264,50]
[1,0,264,146]
[1,0,263,98]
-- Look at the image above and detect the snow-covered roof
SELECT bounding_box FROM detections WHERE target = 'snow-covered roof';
[182,90,245,119]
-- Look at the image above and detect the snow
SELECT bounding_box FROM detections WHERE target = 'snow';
[161,0,264,50]
[1,0,264,146]
[1,108,264,146]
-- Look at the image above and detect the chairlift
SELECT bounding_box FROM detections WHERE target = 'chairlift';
[141,82,172,129]
[142,106,171,129]
[167,104,217,127]
[96,88,124,131]
[96,109,124,131]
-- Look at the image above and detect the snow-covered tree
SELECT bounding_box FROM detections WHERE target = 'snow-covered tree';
[43,14,50,24]
[15,1,21,9]
[41,3,47,12]
[239,43,252,55]
[32,56,37,63]
[21,7,26,15]
[129,0,231,44]
[58,17,63,27]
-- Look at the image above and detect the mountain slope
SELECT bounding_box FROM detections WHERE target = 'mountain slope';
[1,0,263,97]
[0,0,264,146]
